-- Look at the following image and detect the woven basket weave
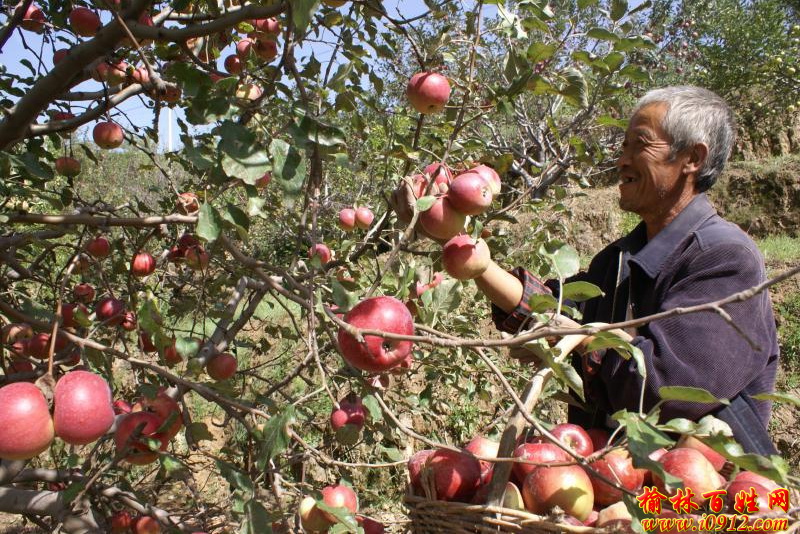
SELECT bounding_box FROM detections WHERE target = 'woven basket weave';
[404,333,603,534]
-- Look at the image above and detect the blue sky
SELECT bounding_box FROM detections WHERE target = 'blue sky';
[1,1,495,151]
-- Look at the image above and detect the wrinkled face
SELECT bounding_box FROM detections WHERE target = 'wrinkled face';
[616,102,689,219]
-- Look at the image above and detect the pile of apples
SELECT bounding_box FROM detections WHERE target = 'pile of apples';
[407,422,785,529]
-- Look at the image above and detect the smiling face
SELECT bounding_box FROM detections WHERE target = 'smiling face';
[616,102,699,236]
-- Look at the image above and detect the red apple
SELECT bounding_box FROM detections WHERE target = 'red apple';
[224,54,242,74]
[512,442,570,483]
[676,435,727,472]
[447,172,493,215]
[337,296,414,373]
[69,7,101,37]
[411,171,449,198]
[6,357,34,374]
[206,352,237,380]
[236,38,254,58]
[355,207,374,229]
[423,162,453,182]
[93,121,124,149]
[419,197,466,240]
[330,394,366,431]
[135,389,182,441]
[733,470,781,492]
[85,235,111,258]
[61,302,88,329]
[338,208,356,231]
[424,448,482,502]
[93,61,128,85]
[320,484,358,521]
[464,435,500,485]
[470,164,502,195]
[132,515,160,534]
[55,156,81,177]
[356,515,384,534]
[131,252,156,277]
[0,382,54,460]
[114,411,168,465]
[119,311,137,331]
[254,39,278,60]
[531,423,594,457]
[235,82,263,101]
[595,501,633,531]
[408,449,436,493]
[2,322,33,343]
[26,332,53,360]
[255,172,271,188]
[309,243,331,264]
[21,4,45,32]
[109,510,133,533]
[522,464,594,521]
[724,479,771,515]
[178,233,200,248]
[298,496,332,533]
[653,447,725,507]
[95,296,125,326]
[138,332,158,353]
[131,66,150,84]
[406,72,451,114]
[54,370,115,445]
[586,428,610,451]
[250,17,280,38]
[185,246,210,271]
[176,192,200,215]
[442,235,490,280]
[113,399,132,415]
[586,448,644,506]
[73,283,95,303]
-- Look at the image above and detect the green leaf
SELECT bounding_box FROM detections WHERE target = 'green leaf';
[187,422,214,442]
[610,0,628,21]
[197,202,223,242]
[59,481,86,505]
[160,454,188,477]
[291,0,319,35]
[561,281,604,302]
[331,280,358,311]
[616,411,680,488]
[658,386,727,405]
[578,0,598,8]
[216,460,254,495]
[239,499,273,534]
[559,69,588,108]
[620,64,650,82]
[361,394,382,422]
[751,391,800,407]
[526,42,558,63]
[256,406,296,470]
[416,196,436,212]
[269,139,306,195]
[327,61,353,90]
[540,241,580,279]
[604,51,625,71]
[175,336,200,358]
[596,114,629,128]
[316,501,358,532]
[583,332,646,378]
[497,4,528,39]
[527,293,559,313]
[223,203,250,242]
[587,27,619,42]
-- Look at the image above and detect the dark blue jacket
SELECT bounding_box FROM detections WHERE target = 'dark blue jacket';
[493,194,780,435]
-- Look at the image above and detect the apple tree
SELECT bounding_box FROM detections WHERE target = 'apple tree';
[0,0,797,532]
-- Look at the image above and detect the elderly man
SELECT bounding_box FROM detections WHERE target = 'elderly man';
[395,86,780,454]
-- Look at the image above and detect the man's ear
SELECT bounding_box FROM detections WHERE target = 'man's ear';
[683,142,708,175]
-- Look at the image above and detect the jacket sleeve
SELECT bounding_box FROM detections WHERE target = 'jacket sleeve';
[598,243,776,422]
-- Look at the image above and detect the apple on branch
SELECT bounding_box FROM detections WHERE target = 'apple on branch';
[406,72,451,114]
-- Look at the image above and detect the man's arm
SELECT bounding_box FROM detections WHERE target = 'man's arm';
[474,260,524,314]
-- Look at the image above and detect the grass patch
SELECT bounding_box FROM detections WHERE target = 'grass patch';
[756,235,800,264]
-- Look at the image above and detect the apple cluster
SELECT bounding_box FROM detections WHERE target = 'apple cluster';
[338,206,375,232]
[0,370,114,461]
[409,161,501,280]
[407,422,787,529]
[298,483,385,533]
[112,388,183,465]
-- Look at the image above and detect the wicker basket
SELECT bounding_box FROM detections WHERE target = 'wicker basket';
[405,333,603,534]
[405,494,603,533]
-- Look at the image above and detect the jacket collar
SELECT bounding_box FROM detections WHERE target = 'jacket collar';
[616,193,717,278]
